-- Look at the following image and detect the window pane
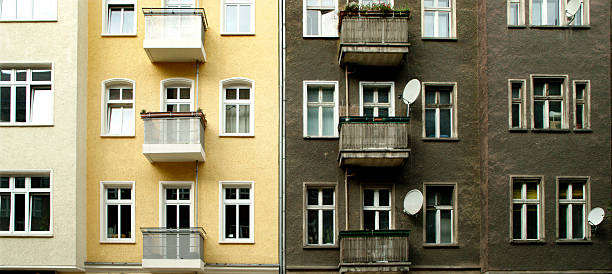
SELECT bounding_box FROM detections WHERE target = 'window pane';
[15,177,25,188]
[178,104,190,112]
[307,189,319,205]
[439,109,451,137]
[119,188,131,200]
[239,204,249,238]
[547,0,559,25]
[179,205,189,228]
[179,188,190,200]
[425,90,435,104]
[166,88,178,99]
[0,177,7,188]
[238,89,249,100]
[166,205,177,228]
[0,0,16,20]
[0,70,10,81]
[238,105,250,133]
[123,107,134,134]
[509,3,519,25]
[425,109,436,137]
[559,182,568,199]
[322,210,333,244]
[424,0,434,8]
[166,189,177,200]
[378,89,389,103]
[549,101,562,129]
[572,183,583,199]
[548,82,561,96]
[575,104,584,129]
[439,0,449,8]
[439,90,451,104]
[109,89,120,101]
[440,210,452,243]
[322,87,334,102]
[512,204,522,239]
[378,108,389,117]
[307,87,318,102]
[363,88,374,103]
[526,205,538,239]
[364,190,374,206]
[307,210,318,244]
[33,0,57,20]
[322,189,333,205]
[575,84,585,99]
[363,210,375,230]
[238,5,251,32]
[572,204,584,239]
[16,0,32,20]
[179,88,190,99]
[107,204,118,238]
[225,5,238,32]
[363,107,374,117]
[108,7,122,33]
[31,176,50,188]
[378,190,389,206]
[379,210,389,230]
[306,10,319,36]
[107,188,118,200]
[108,106,123,135]
[16,70,26,81]
[31,70,51,81]
[438,12,450,37]
[28,86,51,124]
[438,187,453,205]
[225,188,236,199]
[0,194,9,231]
[533,80,545,96]
[225,105,237,133]
[307,106,319,136]
[512,104,520,128]
[238,188,250,200]
[559,204,568,238]
[526,183,538,199]
[513,182,522,199]
[322,107,334,136]
[426,209,436,243]
[16,86,26,122]
[120,204,131,238]
[225,89,237,100]
[307,0,318,7]
[511,83,521,99]
[534,101,544,128]
[0,87,10,122]
[122,8,134,33]
[532,0,542,25]
[223,204,236,238]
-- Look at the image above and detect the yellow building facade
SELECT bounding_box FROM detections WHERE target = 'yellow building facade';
[86,0,278,273]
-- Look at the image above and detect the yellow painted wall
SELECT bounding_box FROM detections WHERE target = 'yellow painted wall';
[87,0,278,265]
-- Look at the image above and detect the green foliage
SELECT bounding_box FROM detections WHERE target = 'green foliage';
[343,1,409,13]
[140,109,147,114]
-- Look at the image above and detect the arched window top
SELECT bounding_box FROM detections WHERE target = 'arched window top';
[162,78,194,88]
[103,78,135,88]
[221,77,254,88]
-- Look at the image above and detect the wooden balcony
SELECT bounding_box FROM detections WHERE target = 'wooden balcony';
[338,11,410,66]
[338,117,410,167]
[339,230,411,273]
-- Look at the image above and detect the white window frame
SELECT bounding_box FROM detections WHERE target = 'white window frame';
[508,79,527,129]
[221,0,255,35]
[421,0,456,39]
[219,181,254,243]
[302,0,338,37]
[529,0,563,26]
[572,80,590,130]
[422,82,458,139]
[510,176,544,241]
[556,177,590,241]
[361,188,393,230]
[0,0,57,21]
[158,181,194,228]
[160,78,195,112]
[359,82,395,117]
[100,78,135,136]
[102,0,137,36]
[99,181,135,243]
[219,77,255,136]
[303,182,337,247]
[530,75,569,130]
[163,0,195,8]
[507,0,526,26]
[303,81,339,138]
[0,170,53,237]
[423,183,457,245]
[0,65,54,126]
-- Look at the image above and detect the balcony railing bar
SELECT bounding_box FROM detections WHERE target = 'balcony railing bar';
[143,8,208,29]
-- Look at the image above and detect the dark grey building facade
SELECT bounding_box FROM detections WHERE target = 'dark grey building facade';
[283,0,611,273]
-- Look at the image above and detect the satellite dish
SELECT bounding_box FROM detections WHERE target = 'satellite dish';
[403,189,424,215]
[402,79,421,105]
[566,0,581,18]
[588,207,605,226]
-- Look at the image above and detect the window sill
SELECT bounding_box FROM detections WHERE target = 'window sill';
[303,244,339,249]
[422,243,459,248]
[0,123,53,127]
[101,33,137,37]
[219,239,254,244]
[529,25,569,29]
[510,239,546,245]
[507,25,527,29]
[219,133,255,137]
[573,128,592,133]
[101,134,136,138]
[303,35,339,39]
[508,128,528,132]
[100,239,136,244]
[531,128,570,133]
[0,19,57,22]
[421,137,460,142]
[303,136,339,139]
[220,32,256,36]
[555,239,592,244]
[0,233,53,237]
[569,25,591,29]
[421,37,457,41]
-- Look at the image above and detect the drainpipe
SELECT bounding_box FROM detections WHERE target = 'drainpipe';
[195,160,199,227]
[195,61,200,110]
[345,65,349,116]
[345,169,349,230]
[278,0,286,272]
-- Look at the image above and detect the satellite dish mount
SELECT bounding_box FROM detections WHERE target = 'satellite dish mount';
[401,79,421,117]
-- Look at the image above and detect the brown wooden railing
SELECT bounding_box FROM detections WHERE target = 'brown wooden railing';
[339,117,410,151]
[339,230,410,264]
[339,14,410,45]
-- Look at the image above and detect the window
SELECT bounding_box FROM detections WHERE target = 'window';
[569,0,589,26]
[103,0,136,35]
[0,175,51,235]
[303,81,338,138]
[305,187,335,246]
[164,0,195,8]
[360,82,395,117]
[557,178,588,240]
[511,177,542,241]
[222,0,254,34]
[100,182,134,242]
[363,189,391,230]
[422,0,455,38]
[163,186,192,228]
[573,81,590,129]
[508,80,526,129]
[531,76,567,129]
[423,84,456,138]
[531,0,561,26]
[0,67,53,125]
[0,0,56,21]
[304,0,338,37]
[221,78,254,136]
[360,0,392,5]
[102,79,134,136]
[162,78,193,112]
[424,185,455,244]
[220,182,253,242]
[507,0,525,25]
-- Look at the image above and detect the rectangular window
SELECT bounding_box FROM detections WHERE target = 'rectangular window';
[531,0,561,26]
[222,82,253,135]
[304,81,338,138]
[221,182,253,242]
[304,0,338,37]
[101,182,134,242]
[103,0,136,35]
[360,82,394,118]
[0,175,51,235]
[507,0,525,25]
[223,0,254,34]
[165,0,195,8]
[0,0,57,21]
[511,177,542,241]
[422,0,455,38]
[105,85,134,136]
[569,0,589,26]
[363,189,391,230]
[423,84,456,138]
[425,185,455,244]
[509,80,526,129]
[0,68,53,125]
[558,178,588,240]
[573,81,589,129]
[305,187,335,246]
[532,77,567,129]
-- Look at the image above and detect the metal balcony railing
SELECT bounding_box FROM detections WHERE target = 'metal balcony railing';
[142,227,205,261]
[142,112,205,149]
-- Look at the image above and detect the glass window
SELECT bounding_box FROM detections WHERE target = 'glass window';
[0,68,53,124]
[424,85,455,138]
[165,87,191,112]
[574,82,589,129]
[163,186,191,229]
[107,4,135,34]
[509,80,525,129]
[532,0,561,26]
[558,180,587,240]
[306,187,335,245]
[222,80,253,135]
[0,0,57,21]
[363,189,391,230]
[422,0,454,38]
[425,185,454,244]
[102,183,134,241]
[0,175,51,234]
[361,84,393,118]
[532,78,565,129]
[222,184,253,241]
[511,178,541,240]
[223,0,254,33]
[305,83,337,137]
[305,0,338,37]
[105,85,134,136]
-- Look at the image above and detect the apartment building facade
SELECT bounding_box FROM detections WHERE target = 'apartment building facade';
[283,0,611,273]
[85,0,279,273]
[0,0,88,272]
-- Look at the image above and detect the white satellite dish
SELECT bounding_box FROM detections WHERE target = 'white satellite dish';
[402,79,421,117]
[587,207,605,226]
[403,189,424,215]
[566,0,581,18]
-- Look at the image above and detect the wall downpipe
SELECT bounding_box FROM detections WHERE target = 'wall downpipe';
[195,160,199,227]
[278,0,286,271]
[345,65,349,116]
[195,61,200,109]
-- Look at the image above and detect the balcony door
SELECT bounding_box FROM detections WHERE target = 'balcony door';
[165,0,195,8]
[164,86,193,144]
[161,183,193,260]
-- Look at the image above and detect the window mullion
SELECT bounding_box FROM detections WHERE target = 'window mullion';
[318,209,323,244]
[435,209,441,243]
[10,86,15,123]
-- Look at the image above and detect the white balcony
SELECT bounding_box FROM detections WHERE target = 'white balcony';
[142,227,206,272]
[143,8,207,62]
[142,112,206,163]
